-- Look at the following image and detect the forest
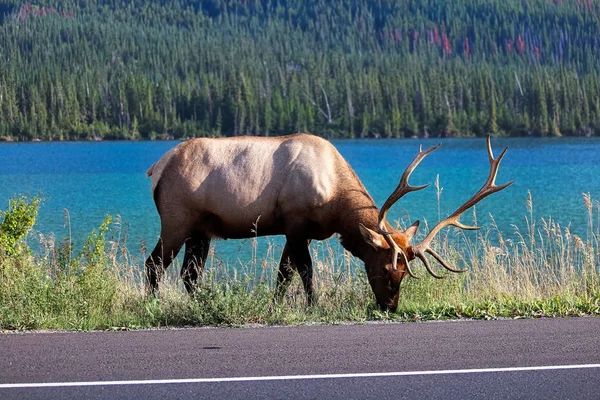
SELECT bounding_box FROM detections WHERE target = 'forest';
[0,0,600,140]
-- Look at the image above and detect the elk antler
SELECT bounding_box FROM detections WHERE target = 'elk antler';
[377,143,441,277]
[411,136,514,279]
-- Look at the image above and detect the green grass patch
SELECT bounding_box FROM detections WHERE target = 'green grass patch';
[1,193,599,331]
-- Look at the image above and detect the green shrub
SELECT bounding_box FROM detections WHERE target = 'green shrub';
[0,199,121,330]
[0,196,41,258]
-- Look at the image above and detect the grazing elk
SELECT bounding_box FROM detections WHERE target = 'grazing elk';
[145,133,512,310]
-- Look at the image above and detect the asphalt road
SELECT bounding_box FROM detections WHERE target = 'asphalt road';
[1,317,599,399]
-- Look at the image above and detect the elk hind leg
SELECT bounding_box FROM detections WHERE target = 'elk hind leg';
[275,242,296,301]
[145,227,187,295]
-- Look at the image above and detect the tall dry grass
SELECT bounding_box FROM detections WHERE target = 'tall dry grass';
[1,192,598,330]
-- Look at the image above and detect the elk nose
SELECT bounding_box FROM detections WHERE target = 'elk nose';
[378,300,397,312]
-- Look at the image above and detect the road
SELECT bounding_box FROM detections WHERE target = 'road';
[1,317,599,399]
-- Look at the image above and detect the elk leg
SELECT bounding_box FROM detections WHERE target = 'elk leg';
[275,242,296,300]
[287,238,315,306]
[145,229,186,295]
[181,233,210,294]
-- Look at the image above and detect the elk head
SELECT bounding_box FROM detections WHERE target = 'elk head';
[360,136,513,311]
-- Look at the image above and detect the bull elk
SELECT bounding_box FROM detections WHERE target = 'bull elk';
[145,133,512,310]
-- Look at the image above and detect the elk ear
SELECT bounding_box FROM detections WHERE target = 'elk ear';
[404,220,420,241]
[359,224,387,249]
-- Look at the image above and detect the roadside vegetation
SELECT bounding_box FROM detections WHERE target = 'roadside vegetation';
[1,193,598,331]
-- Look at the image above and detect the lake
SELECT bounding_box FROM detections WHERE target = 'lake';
[1,137,599,267]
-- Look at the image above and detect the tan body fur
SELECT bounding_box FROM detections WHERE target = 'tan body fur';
[147,134,357,241]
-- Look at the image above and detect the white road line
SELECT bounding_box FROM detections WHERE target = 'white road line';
[1,364,599,389]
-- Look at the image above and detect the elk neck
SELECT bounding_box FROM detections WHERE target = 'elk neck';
[335,189,382,262]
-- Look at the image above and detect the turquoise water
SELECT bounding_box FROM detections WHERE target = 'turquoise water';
[1,137,599,265]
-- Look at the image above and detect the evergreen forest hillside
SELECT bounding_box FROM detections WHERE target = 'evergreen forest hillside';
[1,0,600,140]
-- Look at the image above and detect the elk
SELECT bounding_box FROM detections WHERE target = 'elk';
[145,133,512,311]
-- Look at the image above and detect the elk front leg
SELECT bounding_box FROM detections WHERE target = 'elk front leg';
[286,237,315,306]
[181,233,210,295]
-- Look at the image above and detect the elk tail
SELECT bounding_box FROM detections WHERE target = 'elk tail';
[146,162,156,177]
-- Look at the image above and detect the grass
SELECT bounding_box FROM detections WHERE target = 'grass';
[0,192,598,331]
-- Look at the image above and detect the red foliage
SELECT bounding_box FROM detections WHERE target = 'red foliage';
[17,4,72,23]
[517,35,525,55]
[465,37,471,58]
[395,28,402,42]
[506,39,513,53]
[442,32,451,55]
[433,25,441,46]
[576,0,595,9]
[381,28,402,44]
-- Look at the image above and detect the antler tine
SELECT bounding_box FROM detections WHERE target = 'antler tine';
[377,143,441,234]
[414,252,446,279]
[412,135,513,277]
[485,135,511,189]
[396,243,422,278]
[380,234,422,277]
[426,247,466,273]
